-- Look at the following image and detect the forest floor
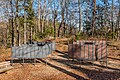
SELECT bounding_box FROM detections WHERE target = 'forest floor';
[0,38,120,80]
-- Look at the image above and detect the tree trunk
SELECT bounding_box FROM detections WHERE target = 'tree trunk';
[10,0,14,46]
[54,17,56,39]
[38,0,41,32]
[43,0,46,33]
[24,0,27,44]
[78,0,82,32]
[63,22,66,36]
[92,0,96,38]
[118,0,120,40]
[16,0,20,46]
[104,0,107,27]
[58,22,62,37]
[58,9,65,37]
[30,27,32,43]
[112,0,114,39]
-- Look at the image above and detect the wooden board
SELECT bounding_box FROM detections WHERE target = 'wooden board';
[0,66,13,73]
[0,61,10,68]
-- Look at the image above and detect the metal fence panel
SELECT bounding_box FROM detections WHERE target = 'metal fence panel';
[11,41,55,59]
[68,40,107,61]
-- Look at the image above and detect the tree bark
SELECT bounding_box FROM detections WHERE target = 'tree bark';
[43,0,46,33]
[112,0,114,39]
[118,0,120,40]
[92,0,96,38]
[10,0,14,46]
[16,0,20,46]
[24,0,27,44]
[53,17,56,39]
[38,0,41,32]
[78,0,82,32]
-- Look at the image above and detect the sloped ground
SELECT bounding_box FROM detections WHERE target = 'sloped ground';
[0,39,120,80]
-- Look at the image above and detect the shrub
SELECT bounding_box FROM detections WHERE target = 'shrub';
[34,27,54,40]
[75,32,87,40]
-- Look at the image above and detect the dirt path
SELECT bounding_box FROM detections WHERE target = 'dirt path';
[0,41,120,80]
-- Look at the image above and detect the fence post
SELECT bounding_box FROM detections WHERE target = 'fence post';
[80,41,81,64]
[34,44,36,63]
[11,45,13,65]
[22,45,25,63]
[92,41,94,65]
[88,44,90,60]
[67,41,70,61]
[95,44,98,61]
[72,40,73,61]
[106,40,108,67]
[84,41,85,59]
[101,40,103,59]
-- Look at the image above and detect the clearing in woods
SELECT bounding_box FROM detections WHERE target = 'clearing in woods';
[0,38,120,80]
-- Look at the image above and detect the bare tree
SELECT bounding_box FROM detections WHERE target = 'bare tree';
[58,0,65,37]
[15,0,20,46]
[41,0,46,33]
[10,0,14,46]
[118,0,120,40]
[112,0,114,39]
[53,1,58,39]
[78,0,82,32]
[24,0,27,44]
[38,0,41,32]
[92,0,96,37]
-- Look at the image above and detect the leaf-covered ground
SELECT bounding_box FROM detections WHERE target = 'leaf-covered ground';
[0,39,120,80]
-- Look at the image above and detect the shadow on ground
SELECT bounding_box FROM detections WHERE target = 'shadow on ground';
[8,59,46,64]
[52,50,120,80]
[107,57,120,61]
[6,49,120,80]
[39,59,86,80]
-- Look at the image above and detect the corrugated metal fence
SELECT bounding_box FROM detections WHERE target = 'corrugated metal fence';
[68,40,108,66]
[11,41,55,62]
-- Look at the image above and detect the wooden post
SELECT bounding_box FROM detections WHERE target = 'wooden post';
[92,41,94,65]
